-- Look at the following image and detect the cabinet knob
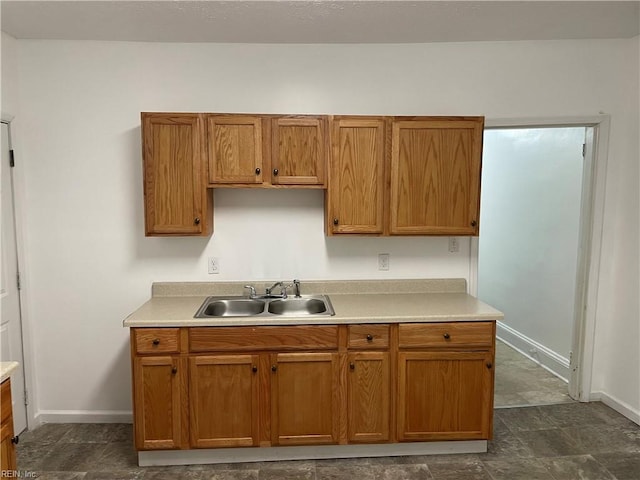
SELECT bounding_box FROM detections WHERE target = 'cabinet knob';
[255,167,261,175]
[471,220,477,227]
[443,333,450,340]
[194,217,201,225]
[349,362,355,370]
[171,366,178,374]
[271,365,277,372]
[486,362,493,369]
[273,168,279,176]
[252,365,258,373]
[333,218,339,225]
[152,339,160,345]
[11,436,19,445]
[366,334,373,342]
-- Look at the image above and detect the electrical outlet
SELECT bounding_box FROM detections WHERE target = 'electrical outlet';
[378,253,390,271]
[208,257,220,274]
[448,237,459,253]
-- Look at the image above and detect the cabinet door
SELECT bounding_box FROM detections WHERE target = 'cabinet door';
[133,356,185,450]
[347,352,390,443]
[397,351,494,441]
[0,420,16,473]
[271,352,339,446]
[390,118,483,235]
[142,113,208,236]
[272,117,326,186]
[328,117,386,234]
[189,355,260,448]
[207,115,263,184]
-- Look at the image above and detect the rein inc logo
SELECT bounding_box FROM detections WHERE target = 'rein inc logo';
[1,471,37,478]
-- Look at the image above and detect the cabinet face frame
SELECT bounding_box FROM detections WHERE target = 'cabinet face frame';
[142,113,209,236]
[207,115,264,184]
[327,117,387,235]
[133,356,185,450]
[389,117,483,236]
[189,354,260,448]
[272,117,327,186]
[0,379,16,472]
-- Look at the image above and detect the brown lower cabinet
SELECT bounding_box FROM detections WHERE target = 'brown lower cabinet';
[0,379,17,472]
[130,322,495,451]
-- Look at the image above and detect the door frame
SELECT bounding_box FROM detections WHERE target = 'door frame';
[469,115,610,403]
[1,114,38,430]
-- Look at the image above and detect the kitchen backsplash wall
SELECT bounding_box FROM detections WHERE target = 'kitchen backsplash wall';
[4,36,638,423]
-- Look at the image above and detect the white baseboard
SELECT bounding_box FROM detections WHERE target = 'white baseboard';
[590,391,640,425]
[497,321,570,382]
[35,410,133,424]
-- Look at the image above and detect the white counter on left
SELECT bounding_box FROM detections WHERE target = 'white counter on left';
[0,362,19,383]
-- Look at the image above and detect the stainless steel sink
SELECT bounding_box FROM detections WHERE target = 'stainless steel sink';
[194,295,334,318]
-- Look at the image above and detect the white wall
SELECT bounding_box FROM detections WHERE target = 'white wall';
[478,128,585,363]
[9,38,639,420]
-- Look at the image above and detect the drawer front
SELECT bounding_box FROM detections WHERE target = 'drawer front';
[134,328,180,354]
[398,322,493,349]
[1,379,11,424]
[190,326,338,352]
[348,324,390,349]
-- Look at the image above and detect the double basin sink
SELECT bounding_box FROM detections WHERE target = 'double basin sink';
[194,294,335,318]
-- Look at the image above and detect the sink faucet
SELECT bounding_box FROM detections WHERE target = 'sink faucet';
[293,279,301,298]
[265,281,284,297]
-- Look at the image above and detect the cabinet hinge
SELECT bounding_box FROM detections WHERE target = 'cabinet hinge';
[24,388,29,406]
[582,143,586,157]
[9,149,15,167]
[17,271,21,290]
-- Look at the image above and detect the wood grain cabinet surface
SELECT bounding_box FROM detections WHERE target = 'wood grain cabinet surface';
[327,117,386,234]
[390,118,484,235]
[207,114,327,188]
[130,321,495,452]
[141,113,210,237]
[0,379,16,473]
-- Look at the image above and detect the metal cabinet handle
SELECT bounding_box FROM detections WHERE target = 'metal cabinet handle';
[255,167,261,174]
[171,366,178,374]
[252,365,258,373]
[443,333,450,340]
[152,339,160,345]
[273,168,279,176]
[471,220,477,227]
[271,365,278,372]
[333,218,339,225]
[366,334,373,342]
[349,362,355,370]
[194,217,201,225]
[486,362,493,369]
[11,436,19,445]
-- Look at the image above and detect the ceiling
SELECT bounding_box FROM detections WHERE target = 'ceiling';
[2,1,639,44]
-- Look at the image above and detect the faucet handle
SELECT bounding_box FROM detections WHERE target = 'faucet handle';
[244,285,257,298]
[292,279,301,298]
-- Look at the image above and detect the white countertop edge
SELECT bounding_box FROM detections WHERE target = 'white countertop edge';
[0,361,19,383]
[124,314,502,328]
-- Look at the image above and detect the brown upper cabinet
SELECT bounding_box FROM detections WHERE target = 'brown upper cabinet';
[141,113,210,237]
[390,118,483,235]
[327,116,484,236]
[207,114,327,188]
[326,117,386,234]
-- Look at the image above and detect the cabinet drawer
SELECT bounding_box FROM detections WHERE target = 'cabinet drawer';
[134,328,181,354]
[398,322,493,349]
[1,379,11,424]
[190,326,338,352]
[348,324,390,349]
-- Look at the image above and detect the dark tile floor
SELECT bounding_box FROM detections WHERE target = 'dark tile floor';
[15,402,640,480]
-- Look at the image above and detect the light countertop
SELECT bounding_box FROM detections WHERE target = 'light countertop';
[123,279,503,328]
[0,362,19,383]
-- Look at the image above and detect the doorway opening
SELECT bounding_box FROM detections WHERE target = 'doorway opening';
[473,122,602,408]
